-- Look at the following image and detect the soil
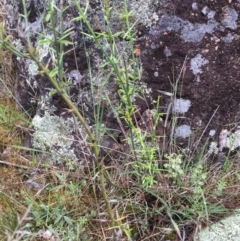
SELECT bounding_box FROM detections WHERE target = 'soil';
[136,0,240,145]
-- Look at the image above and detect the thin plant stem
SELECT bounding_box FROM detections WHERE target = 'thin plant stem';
[26,47,99,158]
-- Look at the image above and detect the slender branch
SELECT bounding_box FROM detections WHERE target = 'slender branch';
[0,160,30,169]
[26,47,99,160]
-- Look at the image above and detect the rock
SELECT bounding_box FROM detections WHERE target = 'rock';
[196,212,240,241]
[136,0,240,147]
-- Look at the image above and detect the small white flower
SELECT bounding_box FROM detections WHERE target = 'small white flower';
[42,230,52,239]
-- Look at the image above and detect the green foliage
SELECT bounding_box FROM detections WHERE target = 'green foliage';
[0,195,18,238]
[0,103,28,129]
[215,180,227,196]
[23,175,89,241]
[164,153,184,183]
[190,163,207,190]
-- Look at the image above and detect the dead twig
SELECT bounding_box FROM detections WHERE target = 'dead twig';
[0,160,31,169]
[0,160,88,179]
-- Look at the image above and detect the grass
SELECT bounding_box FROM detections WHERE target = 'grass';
[0,0,240,240]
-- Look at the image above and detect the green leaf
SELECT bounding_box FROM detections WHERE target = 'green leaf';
[49,68,58,78]
[64,216,73,226]
[63,27,74,35]
[45,12,51,22]
[58,39,73,45]
[71,15,86,22]
[38,38,53,45]
[64,81,72,87]
[49,89,57,96]
[58,30,74,41]
[111,31,124,38]
[54,213,63,224]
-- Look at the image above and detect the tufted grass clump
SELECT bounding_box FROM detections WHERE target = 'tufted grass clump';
[1,1,240,240]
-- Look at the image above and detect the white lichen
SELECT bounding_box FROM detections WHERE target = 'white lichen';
[110,0,159,30]
[175,125,192,138]
[32,113,73,148]
[12,39,25,55]
[190,54,209,75]
[68,70,83,85]
[129,0,159,27]
[192,2,198,11]
[32,112,78,163]
[208,141,219,155]
[37,94,57,113]
[221,7,238,30]
[201,6,209,15]
[219,129,229,150]
[226,130,240,151]
[209,129,216,136]
[173,99,191,114]
[26,59,39,77]
[37,35,53,62]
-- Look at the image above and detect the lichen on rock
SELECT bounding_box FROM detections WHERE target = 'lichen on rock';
[32,112,79,164]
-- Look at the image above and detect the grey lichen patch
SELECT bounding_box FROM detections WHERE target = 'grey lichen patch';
[196,211,240,241]
[109,0,159,33]
[225,130,240,151]
[49,147,79,164]
[12,39,25,56]
[26,59,39,77]
[37,94,57,114]
[209,129,216,137]
[68,70,84,85]
[221,7,238,30]
[173,99,191,114]
[222,33,233,43]
[128,0,159,27]
[175,125,192,138]
[207,129,240,155]
[208,141,219,155]
[192,2,198,11]
[151,13,222,43]
[37,35,53,61]
[32,112,78,163]
[190,54,209,75]
[164,47,172,57]
[23,34,53,78]
[32,113,72,149]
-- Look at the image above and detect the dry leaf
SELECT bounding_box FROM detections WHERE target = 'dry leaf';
[134,45,141,56]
